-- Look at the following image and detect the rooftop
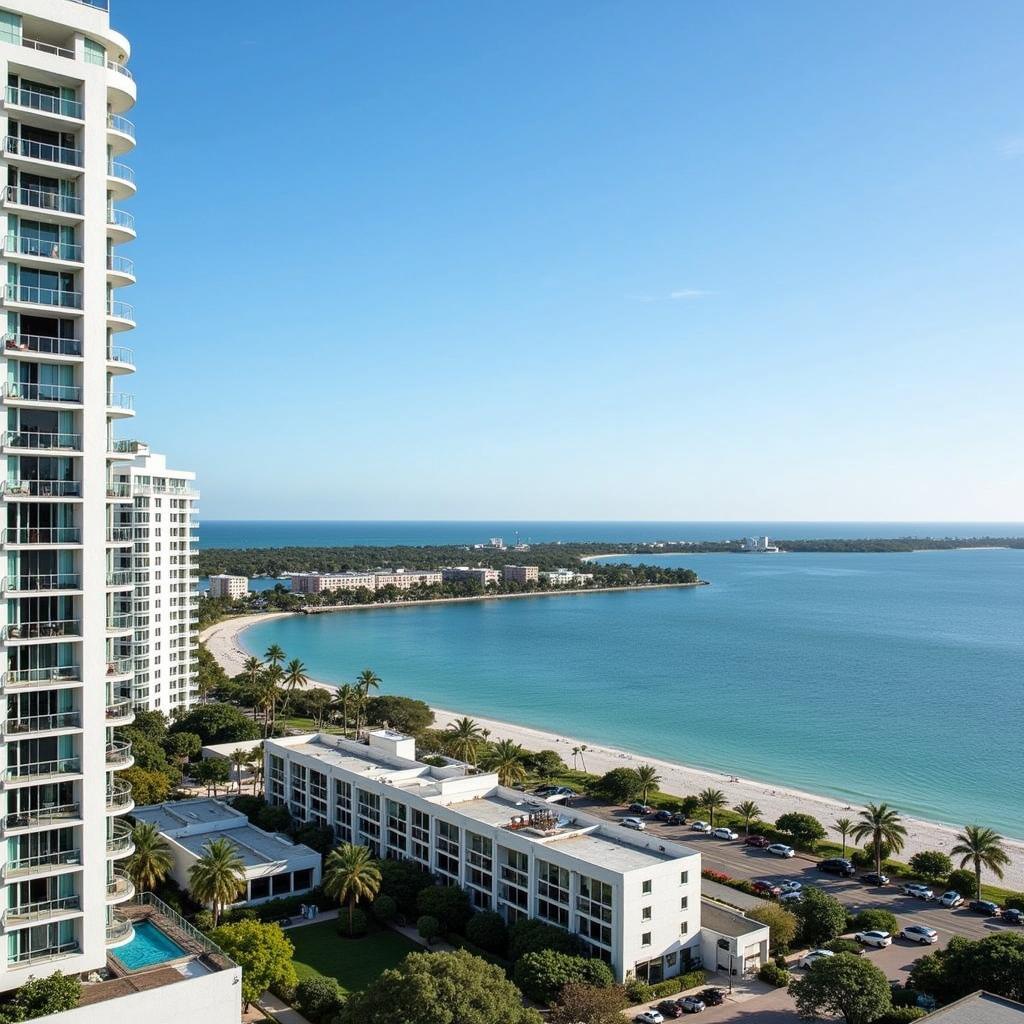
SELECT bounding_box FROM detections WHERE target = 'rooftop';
[926,993,1024,1023]
[700,899,769,938]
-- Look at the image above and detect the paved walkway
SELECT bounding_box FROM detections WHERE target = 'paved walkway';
[253,991,313,1024]
[390,920,457,952]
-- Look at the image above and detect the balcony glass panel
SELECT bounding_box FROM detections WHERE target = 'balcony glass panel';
[4,136,82,167]
[5,86,82,120]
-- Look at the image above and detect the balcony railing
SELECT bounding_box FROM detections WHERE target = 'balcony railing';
[106,526,133,542]
[106,820,134,854]
[2,480,82,498]
[4,382,82,403]
[107,207,135,232]
[5,895,81,924]
[107,60,133,81]
[106,301,135,323]
[21,38,74,61]
[7,941,80,967]
[106,570,132,587]
[106,697,134,723]
[105,740,133,767]
[5,86,82,120]
[6,849,82,876]
[2,572,82,592]
[3,711,81,735]
[106,779,133,811]
[106,915,133,943]
[108,254,135,277]
[3,803,81,830]
[2,527,81,545]
[3,757,81,781]
[3,619,81,640]
[107,159,135,186]
[3,665,79,687]
[4,283,82,309]
[106,113,135,139]
[106,657,133,676]
[70,0,109,9]
[5,333,81,358]
[106,391,134,410]
[3,234,82,262]
[5,185,82,215]
[106,872,134,901]
[3,431,80,451]
[4,136,83,168]
[106,482,130,498]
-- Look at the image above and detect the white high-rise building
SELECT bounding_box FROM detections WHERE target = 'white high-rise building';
[0,6,239,1017]
[122,444,198,714]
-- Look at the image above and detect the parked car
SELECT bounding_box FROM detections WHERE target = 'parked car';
[968,899,1002,917]
[690,821,712,833]
[1001,908,1024,925]
[900,925,938,944]
[855,929,893,948]
[712,827,739,841]
[818,858,856,876]
[677,996,705,1014]
[778,880,803,894]
[767,843,796,858]
[752,880,783,897]
[939,890,964,908]
[621,817,646,831]
[859,872,890,886]
[699,989,726,1007]
[634,1012,665,1024]
[744,834,771,848]
[653,809,673,822]
[902,883,935,899]
[534,785,557,796]
[543,786,576,803]
[799,949,836,969]
[779,891,804,904]
[629,803,655,815]
[656,1001,684,1019]
[668,812,687,825]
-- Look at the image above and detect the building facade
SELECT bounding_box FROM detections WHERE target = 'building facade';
[123,446,198,712]
[503,564,538,584]
[207,573,247,600]
[266,730,709,983]
[441,566,500,586]
[0,0,140,986]
[288,571,375,595]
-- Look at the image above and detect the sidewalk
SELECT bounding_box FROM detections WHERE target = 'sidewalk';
[254,991,313,1024]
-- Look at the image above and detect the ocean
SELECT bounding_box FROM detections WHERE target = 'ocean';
[239,544,1024,837]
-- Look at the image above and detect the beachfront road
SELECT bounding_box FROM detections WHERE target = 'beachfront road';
[574,799,1012,944]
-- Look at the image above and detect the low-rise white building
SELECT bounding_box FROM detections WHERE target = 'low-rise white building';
[442,567,501,586]
[540,568,596,586]
[264,730,766,984]
[208,574,248,600]
[132,799,320,906]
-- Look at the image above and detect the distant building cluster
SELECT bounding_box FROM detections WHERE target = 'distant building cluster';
[741,536,780,553]
[289,569,444,594]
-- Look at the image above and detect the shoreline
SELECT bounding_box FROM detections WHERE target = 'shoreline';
[201,612,1024,887]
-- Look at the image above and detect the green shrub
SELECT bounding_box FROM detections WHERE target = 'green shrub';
[371,895,397,923]
[825,938,863,955]
[774,812,826,849]
[465,910,508,955]
[513,950,614,1005]
[909,851,952,880]
[946,869,978,898]
[417,914,440,945]
[758,961,789,987]
[679,969,705,991]
[507,918,582,961]
[647,970,703,998]
[874,1009,927,1024]
[377,859,436,918]
[193,909,214,932]
[623,977,653,1004]
[853,909,899,936]
[295,976,346,1024]
[416,885,472,935]
[851,843,893,870]
[337,907,368,938]
[1005,895,1024,912]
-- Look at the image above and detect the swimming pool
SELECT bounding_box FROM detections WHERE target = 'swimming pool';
[112,920,187,970]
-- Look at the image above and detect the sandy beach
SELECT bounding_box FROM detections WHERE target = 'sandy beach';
[202,612,1024,890]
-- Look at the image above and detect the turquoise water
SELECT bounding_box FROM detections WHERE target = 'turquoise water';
[113,920,187,970]
[243,548,1024,837]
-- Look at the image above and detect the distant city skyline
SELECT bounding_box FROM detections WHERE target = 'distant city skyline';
[119,1,1023,520]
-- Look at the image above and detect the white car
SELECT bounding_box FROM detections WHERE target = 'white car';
[855,930,893,948]
[779,880,802,894]
[939,890,963,908]
[634,1013,665,1024]
[779,891,803,905]
[799,949,835,969]
[767,843,796,858]
[900,925,938,944]
[690,821,711,833]
[902,883,934,899]
[621,817,646,831]
[712,827,739,840]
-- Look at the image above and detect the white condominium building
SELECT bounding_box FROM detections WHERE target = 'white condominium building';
[208,572,247,600]
[0,4,238,1019]
[122,445,198,713]
[267,730,708,983]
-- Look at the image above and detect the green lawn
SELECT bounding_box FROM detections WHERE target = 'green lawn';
[287,920,420,993]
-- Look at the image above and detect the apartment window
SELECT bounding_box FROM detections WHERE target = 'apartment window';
[386,799,408,857]
[411,809,430,864]
[435,819,460,880]
[680,920,688,935]
[84,38,105,66]
[641,932,652,947]
[680,871,689,885]
[498,848,529,910]
[309,769,327,827]
[268,754,285,805]
[0,12,22,46]
[357,790,381,850]
[288,762,307,817]
[536,859,570,927]
[466,832,493,906]
[679,896,688,911]
[642,879,652,895]
[641,905,652,921]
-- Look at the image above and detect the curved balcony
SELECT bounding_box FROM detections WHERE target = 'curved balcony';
[105,696,135,726]
[2,572,81,593]
[4,135,82,169]
[106,525,134,544]
[107,159,136,199]
[106,914,134,947]
[3,802,81,832]
[107,253,136,286]
[106,113,135,153]
[106,393,135,418]
[3,430,82,453]
[106,656,133,680]
[106,871,135,904]
[4,282,82,310]
[106,207,136,242]
[106,301,135,332]
[4,381,82,405]
[106,64,136,113]
[2,757,81,783]
[105,740,134,769]
[106,820,135,859]
[2,234,82,265]
[106,778,134,814]
[106,570,133,589]
[107,346,135,377]
[106,481,132,502]
[4,86,82,122]
[2,480,82,500]
[4,185,82,219]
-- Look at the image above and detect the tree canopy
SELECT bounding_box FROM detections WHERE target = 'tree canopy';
[211,920,297,1011]
[790,952,892,1024]
[908,933,1024,1005]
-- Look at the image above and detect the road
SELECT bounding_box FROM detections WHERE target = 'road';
[573,799,1016,945]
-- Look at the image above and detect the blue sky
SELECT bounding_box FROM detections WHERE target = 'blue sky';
[116,1,1023,521]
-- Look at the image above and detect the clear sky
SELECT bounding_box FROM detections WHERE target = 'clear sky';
[116,1,1023,521]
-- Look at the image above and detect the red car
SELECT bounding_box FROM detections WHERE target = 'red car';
[744,835,771,848]
[752,880,783,897]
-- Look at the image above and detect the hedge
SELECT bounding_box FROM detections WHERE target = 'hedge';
[758,962,790,987]
[648,970,705,998]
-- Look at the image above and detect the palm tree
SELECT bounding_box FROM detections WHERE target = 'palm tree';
[331,684,354,736]
[254,672,279,738]
[734,800,762,835]
[833,817,854,857]
[482,739,528,787]
[353,669,381,735]
[322,843,382,932]
[264,644,286,670]
[445,717,484,765]
[635,765,661,804]
[308,688,332,730]
[246,748,264,796]
[188,837,246,927]
[280,658,309,719]
[851,803,907,880]
[577,744,588,772]
[242,655,262,687]
[571,746,581,770]
[698,788,728,828]
[951,824,1010,900]
[126,822,173,891]
[229,749,249,793]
